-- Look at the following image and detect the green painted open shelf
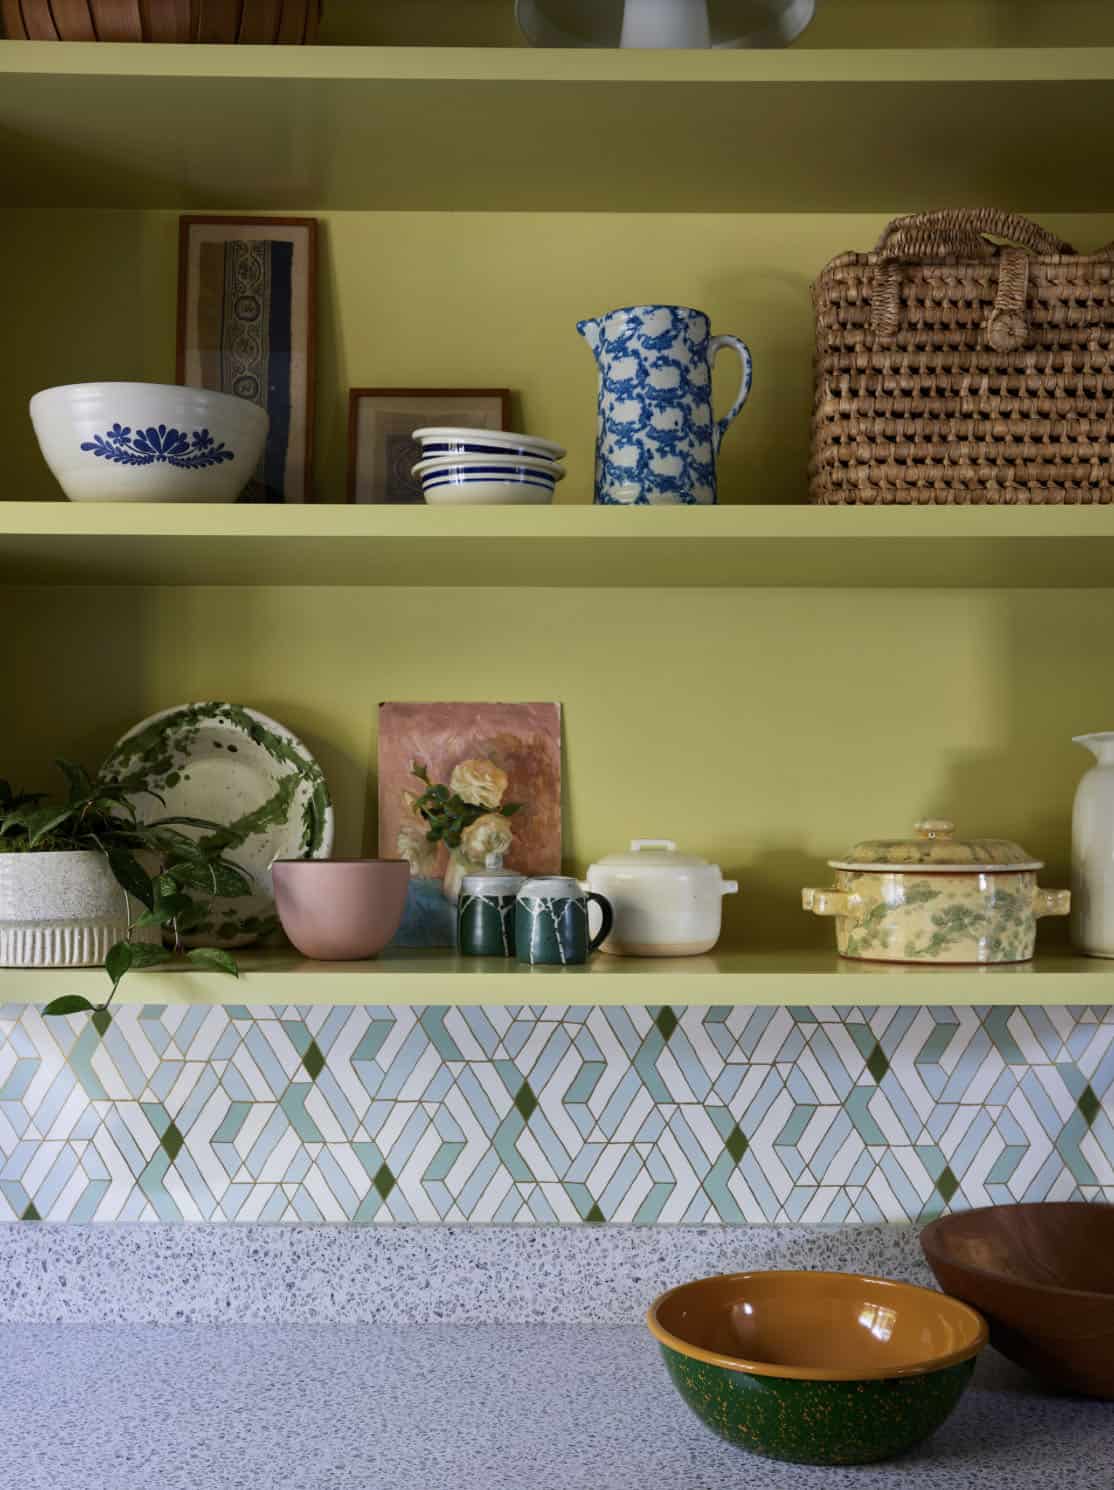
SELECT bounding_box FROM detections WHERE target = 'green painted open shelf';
[2,44,1114,212]
[1,945,1110,1007]
[5,502,1114,588]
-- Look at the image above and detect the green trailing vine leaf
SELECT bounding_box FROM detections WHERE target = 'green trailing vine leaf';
[24,804,78,847]
[138,891,194,926]
[186,947,239,977]
[105,847,155,910]
[125,944,174,970]
[105,941,134,992]
[165,856,251,898]
[42,995,99,1017]
[55,759,93,802]
[172,902,214,934]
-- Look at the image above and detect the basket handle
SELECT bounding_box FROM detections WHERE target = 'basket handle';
[871,210,1076,349]
[875,210,1073,260]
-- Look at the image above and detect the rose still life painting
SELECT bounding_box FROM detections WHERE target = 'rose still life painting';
[378,703,562,947]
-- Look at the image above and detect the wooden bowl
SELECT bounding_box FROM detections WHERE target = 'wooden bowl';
[194,0,251,42]
[647,1270,986,1466]
[140,0,193,42]
[1,0,322,39]
[90,0,143,39]
[921,1201,1114,1399]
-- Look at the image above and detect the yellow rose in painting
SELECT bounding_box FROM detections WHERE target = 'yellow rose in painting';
[401,790,421,817]
[461,813,514,864]
[397,824,437,878]
[450,758,508,811]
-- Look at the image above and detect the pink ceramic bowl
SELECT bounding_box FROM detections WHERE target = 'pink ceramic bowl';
[272,859,409,961]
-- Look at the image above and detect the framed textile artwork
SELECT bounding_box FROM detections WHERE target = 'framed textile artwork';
[347,388,511,505]
[378,701,562,947]
[177,216,317,504]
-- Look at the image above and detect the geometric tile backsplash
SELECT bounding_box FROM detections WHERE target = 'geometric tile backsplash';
[1,1002,1111,1225]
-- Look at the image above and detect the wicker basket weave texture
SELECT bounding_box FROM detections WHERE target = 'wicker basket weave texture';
[810,209,1114,505]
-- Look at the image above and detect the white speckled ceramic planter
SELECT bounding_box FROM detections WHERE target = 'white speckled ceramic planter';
[0,850,159,968]
[803,819,1071,965]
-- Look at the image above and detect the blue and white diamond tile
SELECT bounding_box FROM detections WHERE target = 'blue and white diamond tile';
[0,1003,1110,1224]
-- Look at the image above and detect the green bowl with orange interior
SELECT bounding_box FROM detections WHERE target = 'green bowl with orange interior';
[647,1270,987,1466]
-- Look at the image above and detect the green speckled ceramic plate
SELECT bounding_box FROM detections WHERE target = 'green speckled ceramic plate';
[101,702,334,948]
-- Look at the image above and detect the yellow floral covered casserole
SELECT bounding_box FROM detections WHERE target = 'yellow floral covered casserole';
[802,819,1070,965]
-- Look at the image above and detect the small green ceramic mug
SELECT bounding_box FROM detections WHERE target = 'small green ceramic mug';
[515,876,614,966]
[458,864,526,958]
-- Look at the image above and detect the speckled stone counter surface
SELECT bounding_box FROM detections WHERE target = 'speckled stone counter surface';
[3,1323,1110,1490]
[0,1221,931,1322]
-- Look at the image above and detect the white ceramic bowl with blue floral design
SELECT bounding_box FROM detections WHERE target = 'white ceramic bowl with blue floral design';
[30,382,270,502]
[411,453,566,506]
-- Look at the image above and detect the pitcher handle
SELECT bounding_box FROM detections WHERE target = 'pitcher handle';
[708,335,753,456]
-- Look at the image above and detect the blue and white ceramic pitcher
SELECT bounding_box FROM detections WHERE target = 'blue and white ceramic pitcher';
[577,304,752,505]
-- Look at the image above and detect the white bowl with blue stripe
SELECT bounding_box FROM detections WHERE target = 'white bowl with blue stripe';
[413,427,566,463]
[412,453,566,506]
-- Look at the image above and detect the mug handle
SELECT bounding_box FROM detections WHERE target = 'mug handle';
[587,893,614,953]
[709,334,753,456]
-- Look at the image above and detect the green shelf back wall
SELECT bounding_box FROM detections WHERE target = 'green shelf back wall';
[5,210,1114,509]
[4,580,1110,952]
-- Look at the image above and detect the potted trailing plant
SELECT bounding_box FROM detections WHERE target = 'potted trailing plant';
[0,762,246,1019]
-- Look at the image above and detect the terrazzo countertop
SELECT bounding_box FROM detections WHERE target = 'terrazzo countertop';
[3,1322,1110,1490]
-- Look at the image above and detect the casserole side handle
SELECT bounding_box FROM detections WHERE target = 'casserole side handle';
[1033,888,1071,918]
[802,888,854,917]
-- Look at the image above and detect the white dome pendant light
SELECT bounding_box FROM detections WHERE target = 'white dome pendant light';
[515,0,816,49]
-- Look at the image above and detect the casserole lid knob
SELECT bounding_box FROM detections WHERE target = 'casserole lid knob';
[914,819,955,840]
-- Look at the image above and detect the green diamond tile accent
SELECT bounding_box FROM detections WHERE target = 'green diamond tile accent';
[725,1124,749,1164]
[302,1040,325,1082]
[160,1122,184,1163]
[935,1165,959,1204]
[655,1007,679,1042]
[514,1081,538,1122]
[1078,1084,1101,1127]
[2,1002,1113,1225]
[866,1042,890,1084]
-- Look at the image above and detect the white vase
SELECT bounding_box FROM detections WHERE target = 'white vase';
[1071,733,1114,957]
[619,0,710,47]
[0,850,160,968]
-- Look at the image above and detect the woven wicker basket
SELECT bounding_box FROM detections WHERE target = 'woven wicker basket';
[0,0,321,41]
[810,209,1114,505]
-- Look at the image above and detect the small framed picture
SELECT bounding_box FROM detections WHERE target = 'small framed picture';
[177,215,317,504]
[347,388,511,505]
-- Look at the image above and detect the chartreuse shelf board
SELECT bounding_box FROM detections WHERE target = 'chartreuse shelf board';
[5,502,1114,588]
[0,946,1110,1006]
[1,44,1114,211]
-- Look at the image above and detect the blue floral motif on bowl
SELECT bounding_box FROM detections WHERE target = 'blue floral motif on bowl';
[80,423,235,470]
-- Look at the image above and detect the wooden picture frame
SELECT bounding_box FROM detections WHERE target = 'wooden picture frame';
[177,215,317,504]
[347,387,512,505]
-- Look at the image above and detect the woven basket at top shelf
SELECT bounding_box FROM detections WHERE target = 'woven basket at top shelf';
[810,209,1114,505]
[0,0,322,42]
